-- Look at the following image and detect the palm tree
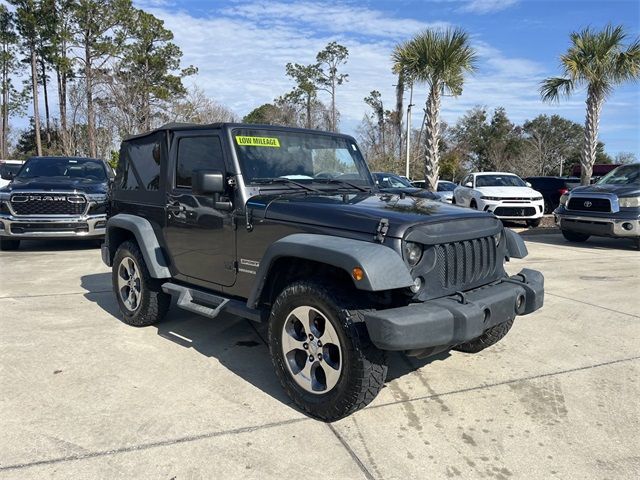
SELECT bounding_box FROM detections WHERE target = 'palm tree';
[392,28,476,191]
[541,25,640,185]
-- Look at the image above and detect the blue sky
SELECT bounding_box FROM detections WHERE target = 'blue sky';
[132,0,639,156]
[4,0,638,155]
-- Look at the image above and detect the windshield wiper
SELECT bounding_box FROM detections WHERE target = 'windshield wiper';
[251,177,322,193]
[312,178,369,192]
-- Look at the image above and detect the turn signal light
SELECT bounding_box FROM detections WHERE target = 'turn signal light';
[352,267,365,281]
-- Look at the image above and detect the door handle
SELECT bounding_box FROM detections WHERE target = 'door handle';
[167,202,186,213]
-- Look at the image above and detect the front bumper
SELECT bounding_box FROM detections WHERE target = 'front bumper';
[0,213,106,239]
[554,207,640,238]
[364,268,544,351]
[481,199,544,219]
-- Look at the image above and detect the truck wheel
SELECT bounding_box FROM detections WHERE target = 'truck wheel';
[268,281,387,421]
[0,238,20,251]
[470,199,478,210]
[561,229,590,243]
[454,319,514,353]
[112,240,170,327]
[527,219,541,228]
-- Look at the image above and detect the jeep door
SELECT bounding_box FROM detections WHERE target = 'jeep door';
[164,131,236,286]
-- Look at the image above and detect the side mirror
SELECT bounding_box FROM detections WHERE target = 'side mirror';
[525,181,532,188]
[192,170,225,195]
[1,171,14,181]
[464,181,472,188]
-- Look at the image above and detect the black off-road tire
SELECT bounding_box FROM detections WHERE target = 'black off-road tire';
[454,319,514,354]
[112,240,171,327]
[470,199,478,210]
[0,238,20,251]
[561,229,590,243]
[268,281,388,421]
[527,219,541,228]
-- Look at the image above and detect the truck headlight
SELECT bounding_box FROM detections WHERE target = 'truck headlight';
[619,196,640,208]
[559,193,569,206]
[481,196,500,201]
[86,194,108,202]
[532,196,543,201]
[403,241,423,267]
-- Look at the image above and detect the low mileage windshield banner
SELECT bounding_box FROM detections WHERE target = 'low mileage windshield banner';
[235,136,281,147]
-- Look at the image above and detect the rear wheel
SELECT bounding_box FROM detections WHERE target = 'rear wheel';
[561,229,590,243]
[0,238,20,251]
[268,281,387,421]
[112,240,171,326]
[454,319,514,353]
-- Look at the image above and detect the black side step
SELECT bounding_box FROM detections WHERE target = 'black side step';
[161,282,264,322]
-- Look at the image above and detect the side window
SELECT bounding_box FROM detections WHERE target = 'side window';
[176,136,225,189]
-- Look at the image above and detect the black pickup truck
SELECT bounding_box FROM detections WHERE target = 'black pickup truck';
[555,163,640,249]
[102,123,544,420]
[0,156,111,250]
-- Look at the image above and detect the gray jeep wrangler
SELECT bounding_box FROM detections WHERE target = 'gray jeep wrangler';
[102,123,544,421]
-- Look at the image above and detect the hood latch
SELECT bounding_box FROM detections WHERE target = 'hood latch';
[374,218,389,243]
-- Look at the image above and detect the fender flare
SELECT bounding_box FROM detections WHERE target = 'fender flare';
[105,214,171,278]
[247,233,414,308]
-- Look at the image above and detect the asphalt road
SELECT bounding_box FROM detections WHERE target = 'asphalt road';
[1,234,639,479]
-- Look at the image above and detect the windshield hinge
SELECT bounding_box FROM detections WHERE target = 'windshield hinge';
[246,208,254,232]
[374,218,389,243]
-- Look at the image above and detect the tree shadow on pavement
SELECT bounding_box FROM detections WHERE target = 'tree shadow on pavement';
[80,272,452,414]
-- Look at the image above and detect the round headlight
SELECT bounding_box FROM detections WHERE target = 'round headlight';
[403,241,423,267]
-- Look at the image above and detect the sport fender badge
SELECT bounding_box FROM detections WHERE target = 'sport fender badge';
[235,136,281,148]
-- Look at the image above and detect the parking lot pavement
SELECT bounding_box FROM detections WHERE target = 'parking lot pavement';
[1,236,638,479]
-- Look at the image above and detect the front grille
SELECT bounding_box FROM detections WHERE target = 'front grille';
[567,197,611,212]
[493,206,536,216]
[434,236,497,290]
[10,194,86,215]
[10,222,89,234]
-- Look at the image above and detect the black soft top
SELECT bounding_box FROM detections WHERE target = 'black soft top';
[122,123,357,142]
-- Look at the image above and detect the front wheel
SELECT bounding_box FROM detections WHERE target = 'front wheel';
[0,238,20,251]
[561,229,590,243]
[268,281,387,421]
[454,319,514,353]
[527,219,541,228]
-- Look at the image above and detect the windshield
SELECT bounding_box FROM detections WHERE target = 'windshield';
[596,164,640,185]
[18,157,107,181]
[375,174,412,188]
[233,128,374,188]
[437,181,456,192]
[476,175,526,187]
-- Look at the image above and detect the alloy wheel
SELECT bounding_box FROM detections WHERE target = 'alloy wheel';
[117,256,141,312]
[281,306,342,394]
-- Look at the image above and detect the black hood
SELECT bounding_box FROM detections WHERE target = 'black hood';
[247,192,496,238]
[379,187,437,199]
[2,176,108,194]
[571,183,640,198]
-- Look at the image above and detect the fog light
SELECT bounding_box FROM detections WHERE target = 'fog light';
[410,277,423,293]
[622,222,633,231]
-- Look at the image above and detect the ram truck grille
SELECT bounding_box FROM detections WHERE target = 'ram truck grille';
[434,236,498,290]
[10,194,87,215]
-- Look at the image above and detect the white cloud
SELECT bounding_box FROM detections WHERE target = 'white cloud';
[459,0,519,14]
